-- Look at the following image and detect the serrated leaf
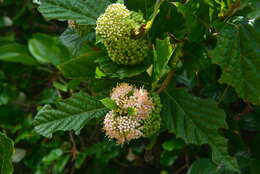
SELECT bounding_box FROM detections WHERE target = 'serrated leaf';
[96,56,151,79]
[38,0,110,25]
[150,1,188,40]
[161,88,239,172]
[33,92,108,138]
[58,50,102,78]
[152,37,174,84]
[210,17,260,105]
[100,98,118,110]
[173,0,209,42]
[0,43,37,65]
[29,33,71,65]
[187,158,219,174]
[59,28,94,57]
[0,132,14,174]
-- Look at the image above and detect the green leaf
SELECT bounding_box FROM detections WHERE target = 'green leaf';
[152,37,174,84]
[58,50,102,78]
[84,140,119,163]
[242,0,260,18]
[42,148,63,165]
[127,107,136,116]
[29,33,71,65]
[187,158,219,174]
[0,132,14,174]
[210,17,260,105]
[38,0,111,25]
[125,0,156,20]
[0,16,13,28]
[150,1,188,40]
[250,159,260,174]
[0,43,37,65]
[161,88,239,172]
[100,98,118,110]
[60,28,94,56]
[33,92,108,137]
[160,151,178,167]
[173,0,210,42]
[162,139,184,152]
[0,34,15,46]
[96,56,151,79]
[38,88,59,104]
[52,81,68,92]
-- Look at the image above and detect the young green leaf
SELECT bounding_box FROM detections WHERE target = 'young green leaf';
[152,37,174,85]
[100,98,118,110]
[33,92,108,138]
[162,139,184,152]
[161,88,239,172]
[127,107,136,116]
[58,50,103,78]
[0,132,14,174]
[210,17,260,105]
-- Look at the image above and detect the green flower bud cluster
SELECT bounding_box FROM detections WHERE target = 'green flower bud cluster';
[68,20,93,36]
[142,93,162,137]
[96,4,148,65]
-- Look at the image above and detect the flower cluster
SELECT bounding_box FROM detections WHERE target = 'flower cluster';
[103,83,161,144]
[96,3,148,65]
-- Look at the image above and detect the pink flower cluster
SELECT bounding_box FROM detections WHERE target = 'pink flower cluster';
[103,83,154,144]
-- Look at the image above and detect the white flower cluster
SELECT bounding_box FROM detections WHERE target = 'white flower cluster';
[104,111,143,144]
[96,4,148,65]
[103,83,161,144]
[96,4,131,40]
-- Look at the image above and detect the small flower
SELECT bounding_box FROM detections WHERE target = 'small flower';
[111,83,133,101]
[103,83,161,144]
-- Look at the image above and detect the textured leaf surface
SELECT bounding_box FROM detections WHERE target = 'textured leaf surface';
[187,158,219,174]
[172,0,209,42]
[151,1,187,40]
[0,44,37,65]
[38,0,110,25]
[33,92,108,137]
[59,28,95,56]
[210,18,260,104]
[0,132,14,174]
[58,51,102,78]
[161,88,239,172]
[152,37,174,84]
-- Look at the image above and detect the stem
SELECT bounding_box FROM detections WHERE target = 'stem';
[175,151,189,174]
[218,86,229,104]
[69,132,78,161]
[144,0,165,32]
[175,164,189,174]
[156,69,175,94]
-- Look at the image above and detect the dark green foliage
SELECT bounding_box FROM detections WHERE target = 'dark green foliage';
[0,0,259,173]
